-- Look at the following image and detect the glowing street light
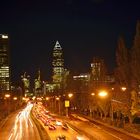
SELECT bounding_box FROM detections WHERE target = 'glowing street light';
[13,97,17,100]
[56,97,60,100]
[91,93,95,96]
[68,93,73,98]
[5,94,10,98]
[98,91,108,97]
[111,88,114,90]
[46,97,49,101]
[121,87,127,92]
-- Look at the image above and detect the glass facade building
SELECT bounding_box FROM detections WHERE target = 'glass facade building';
[0,34,10,91]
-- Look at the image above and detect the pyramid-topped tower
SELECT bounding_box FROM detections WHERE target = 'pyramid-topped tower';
[52,41,64,85]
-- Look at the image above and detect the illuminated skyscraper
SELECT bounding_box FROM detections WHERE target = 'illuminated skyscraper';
[52,41,64,87]
[0,34,10,91]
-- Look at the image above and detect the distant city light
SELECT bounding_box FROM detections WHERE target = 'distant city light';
[91,93,95,96]
[2,35,8,39]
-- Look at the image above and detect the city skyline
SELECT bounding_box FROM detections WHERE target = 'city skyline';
[0,0,140,82]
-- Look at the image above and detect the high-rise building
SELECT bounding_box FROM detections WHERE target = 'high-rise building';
[90,57,107,91]
[91,57,106,81]
[73,73,90,84]
[52,41,64,87]
[0,34,10,91]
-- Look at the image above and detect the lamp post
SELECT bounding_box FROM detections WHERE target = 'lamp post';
[4,94,11,115]
[98,90,109,118]
[90,93,96,117]
[56,97,61,115]
[68,93,73,111]
[13,97,18,110]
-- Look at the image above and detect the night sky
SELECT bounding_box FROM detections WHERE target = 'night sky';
[0,0,140,83]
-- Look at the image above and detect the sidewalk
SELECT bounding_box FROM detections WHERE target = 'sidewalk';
[79,114,140,140]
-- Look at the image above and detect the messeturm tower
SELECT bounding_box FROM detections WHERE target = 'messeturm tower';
[52,41,64,87]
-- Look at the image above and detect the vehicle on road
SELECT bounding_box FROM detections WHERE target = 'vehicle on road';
[62,123,69,130]
[48,124,56,130]
[56,120,62,126]
[56,135,66,140]
[44,120,50,126]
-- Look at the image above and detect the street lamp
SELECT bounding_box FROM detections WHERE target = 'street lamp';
[91,93,95,96]
[98,90,108,97]
[56,97,61,114]
[5,94,10,98]
[4,94,11,115]
[56,97,60,100]
[68,93,73,98]
[13,97,17,100]
[121,87,127,92]
[46,97,49,101]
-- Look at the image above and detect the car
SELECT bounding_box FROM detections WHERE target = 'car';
[36,114,41,119]
[48,124,56,130]
[44,120,50,126]
[56,135,66,140]
[50,117,56,121]
[55,120,62,126]
[76,135,89,140]
[45,110,50,115]
[62,123,69,130]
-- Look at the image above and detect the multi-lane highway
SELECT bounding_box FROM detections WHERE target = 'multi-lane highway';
[0,102,140,140]
[33,103,89,140]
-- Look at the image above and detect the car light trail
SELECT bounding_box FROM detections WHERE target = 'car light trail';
[29,118,33,127]
[8,103,34,140]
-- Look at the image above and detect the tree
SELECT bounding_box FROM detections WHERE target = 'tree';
[129,21,140,121]
[131,21,140,89]
[115,36,130,86]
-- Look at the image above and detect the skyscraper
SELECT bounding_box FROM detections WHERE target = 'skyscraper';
[90,57,107,91]
[0,34,10,91]
[52,41,64,87]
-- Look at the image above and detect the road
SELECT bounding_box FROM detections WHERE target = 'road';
[38,117,89,140]
[65,114,140,140]
[33,103,89,140]
[0,103,41,140]
[1,102,139,140]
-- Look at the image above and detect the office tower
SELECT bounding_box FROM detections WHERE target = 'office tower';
[0,34,10,91]
[52,41,64,86]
